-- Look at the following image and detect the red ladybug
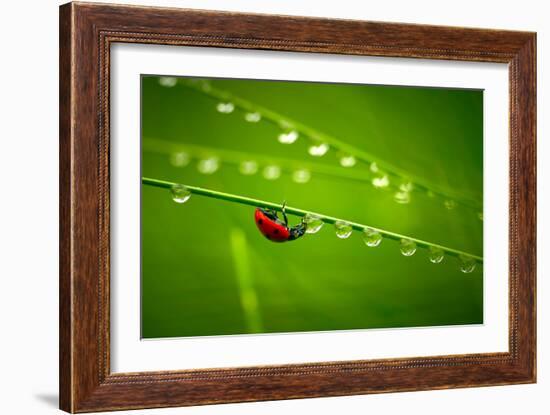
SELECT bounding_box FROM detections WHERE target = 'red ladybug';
[254,202,306,242]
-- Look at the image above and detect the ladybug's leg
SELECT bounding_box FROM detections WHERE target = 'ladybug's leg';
[264,207,280,222]
[281,201,289,227]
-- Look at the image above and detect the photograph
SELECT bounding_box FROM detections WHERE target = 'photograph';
[140,75,484,339]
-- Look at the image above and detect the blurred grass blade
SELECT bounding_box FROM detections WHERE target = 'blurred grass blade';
[181,79,482,210]
[230,228,263,333]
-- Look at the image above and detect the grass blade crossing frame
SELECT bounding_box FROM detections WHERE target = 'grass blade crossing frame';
[143,176,483,263]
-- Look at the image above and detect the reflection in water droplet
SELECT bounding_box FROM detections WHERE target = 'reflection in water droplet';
[244,112,261,122]
[444,199,457,210]
[459,255,476,273]
[370,162,379,173]
[278,120,293,130]
[278,130,299,144]
[239,160,258,175]
[339,155,356,168]
[362,228,382,247]
[334,221,353,239]
[399,182,414,192]
[263,165,281,180]
[308,143,329,157]
[393,191,411,204]
[304,214,323,234]
[170,184,191,204]
[428,246,445,264]
[400,239,417,256]
[158,77,177,87]
[216,102,234,113]
[169,152,190,167]
[197,157,219,174]
[372,175,390,189]
[292,169,311,183]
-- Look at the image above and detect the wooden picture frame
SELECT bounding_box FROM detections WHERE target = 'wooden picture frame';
[59,2,536,412]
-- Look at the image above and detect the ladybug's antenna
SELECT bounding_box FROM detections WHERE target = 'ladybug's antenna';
[281,200,289,227]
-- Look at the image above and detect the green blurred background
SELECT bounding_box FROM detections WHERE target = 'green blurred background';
[141,75,483,338]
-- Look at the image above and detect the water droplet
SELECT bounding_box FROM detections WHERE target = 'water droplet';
[444,199,457,210]
[170,184,191,204]
[372,175,390,189]
[197,157,219,174]
[278,120,293,130]
[304,214,323,234]
[244,112,261,123]
[362,228,382,247]
[370,162,379,173]
[200,80,212,92]
[339,155,356,167]
[427,190,435,198]
[292,169,311,183]
[308,143,329,157]
[263,165,281,180]
[400,239,417,256]
[459,255,476,273]
[216,102,234,113]
[239,160,258,175]
[428,246,445,264]
[478,212,484,221]
[393,191,411,204]
[158,77,177,87]
[399,182,414,192]
[169,151,190,167]
[278,130,299,144]
[334,221,352,239]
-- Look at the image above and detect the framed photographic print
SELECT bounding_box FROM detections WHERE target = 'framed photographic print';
[59,2,536,412]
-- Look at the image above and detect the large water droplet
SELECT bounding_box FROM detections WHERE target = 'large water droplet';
[278,130,299,144]
[393,190,411,204]
[263,165,281,180]
[216,102,234,113]
[459,255,476,273]
[339,155,356,167]
[362,228,382,247]
[372,175,390,189]
[308,143,329,157]
[169,151,190,167]
[197,157,219,174]
[158,77,177,87]
[244,112,261,123]
[239,160,258,175]
[400,239,417,256]
[292,169,311,183]
[170,184,191,204]
[334,221,352,239]
[444,199,457,210]
[428,246,445,264]
[304,214,323,234]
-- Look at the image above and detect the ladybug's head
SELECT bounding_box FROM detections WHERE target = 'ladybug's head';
[288,221,306,241]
